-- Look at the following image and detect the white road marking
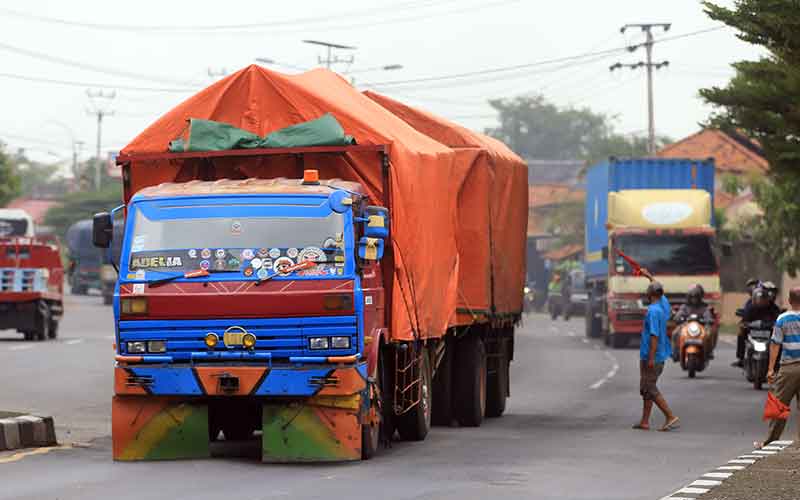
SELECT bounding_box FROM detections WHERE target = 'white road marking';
[661,497,696,500]
[752,450,777,455]
[717,465,746,470]
[9,344,34,351]
[703,472,732,479]
[762,445,785,450]
[589,351,620,389]
[738,454,763,459]
[676,487,709,494]
[728,459,756,464]
[581,338,590,344]
[690,480,721,487]
[772,440,794,446]
[65,339,83,345]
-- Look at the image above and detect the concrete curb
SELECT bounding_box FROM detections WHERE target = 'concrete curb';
[0,413,57,451]
[659,440,794,500]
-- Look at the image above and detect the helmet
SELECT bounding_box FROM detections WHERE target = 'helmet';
[746,278,760,294]
[687,284,705,305]
[752,287,769,307]
[762,281,778,301]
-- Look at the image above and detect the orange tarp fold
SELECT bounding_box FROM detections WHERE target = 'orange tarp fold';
[364,91,528,319]
[120,65,462,341]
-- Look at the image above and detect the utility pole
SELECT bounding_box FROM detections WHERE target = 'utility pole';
[86,89,115,190]
[302,40,356,70]
[610,23,671,155]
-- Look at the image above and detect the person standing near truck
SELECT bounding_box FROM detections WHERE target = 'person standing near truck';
[757,287,800,448]
[634,281,680,432]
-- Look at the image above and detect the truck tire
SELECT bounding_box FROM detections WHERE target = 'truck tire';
[23,331,34,341]
[103,293,113,306]
[48,319,59,339]
[611,332,627,349]
[35,304,50,341]
[454,335,486,427]
[431,338,454,426]
[585,303,601,338]
[396,351,432,441]
[485,349,509,418]
[362,348,386,459]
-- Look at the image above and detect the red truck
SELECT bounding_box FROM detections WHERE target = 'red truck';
[97,65,527,462]
[0,235,64,340]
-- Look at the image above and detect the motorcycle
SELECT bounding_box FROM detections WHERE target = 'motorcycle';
[743,319,774,390]
[671,313,713,378]
[523,284,537,313]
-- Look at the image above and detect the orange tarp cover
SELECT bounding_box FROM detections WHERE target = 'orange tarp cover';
[121,65,463,341]
[364,91,528,318]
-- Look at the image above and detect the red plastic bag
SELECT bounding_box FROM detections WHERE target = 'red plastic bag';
[763,392,791,421]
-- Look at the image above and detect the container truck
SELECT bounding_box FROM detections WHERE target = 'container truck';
[94,65,527,462]
[0,209,64,340]
[584,157,720,348]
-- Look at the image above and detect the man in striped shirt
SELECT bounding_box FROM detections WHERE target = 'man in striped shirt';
[760,287,800,446]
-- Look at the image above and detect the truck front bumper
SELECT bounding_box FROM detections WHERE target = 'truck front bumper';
[112,362,369,462]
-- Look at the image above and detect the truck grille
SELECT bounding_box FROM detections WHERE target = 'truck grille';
[616,313,645,322]
[0,268,44,292]
[118,315,358,359]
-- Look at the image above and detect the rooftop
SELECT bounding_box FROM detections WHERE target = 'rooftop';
[657,128,768,174]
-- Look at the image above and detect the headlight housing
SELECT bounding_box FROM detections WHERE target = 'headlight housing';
[309,337,330,350]
[120,297,148,315]
[126,341,146,354]
[609,298,640,311]
[687,323,702,337]
[753,341,768,352]
[147,340,167,353]
[242,333,257,349]
[204,332,219,349]
[331,336,351,349]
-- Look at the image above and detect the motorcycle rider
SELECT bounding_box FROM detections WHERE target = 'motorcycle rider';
[672,284,715,361]
[733,286,781,368]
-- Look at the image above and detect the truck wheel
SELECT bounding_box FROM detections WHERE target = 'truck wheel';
[103,293,113,306]
[431,338,454,426]
[611,332,626,349]
[485,350,509,418]
[396,351,432,441]
[362,348,386,459]
[48,319,59,339]
[454,335,486,427]
[35,305,50,341]
[23,331,34,341]
[585,304,601,338]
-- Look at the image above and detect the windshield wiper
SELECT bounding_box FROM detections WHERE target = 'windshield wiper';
[147,269,228,288]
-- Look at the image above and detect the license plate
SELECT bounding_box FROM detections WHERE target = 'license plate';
[223,331,244,346]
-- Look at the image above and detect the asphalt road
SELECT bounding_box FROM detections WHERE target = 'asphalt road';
[0,296,793,500]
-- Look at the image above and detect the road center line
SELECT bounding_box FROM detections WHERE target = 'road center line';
[589,351,620,389]
[65,339,83,345]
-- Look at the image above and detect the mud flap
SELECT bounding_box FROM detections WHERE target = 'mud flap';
[112,396,210,461]
[261,393,363,463]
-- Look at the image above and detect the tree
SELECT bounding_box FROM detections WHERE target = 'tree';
[44,183,122,240]
[701,0,800,274]
[0,143,21,207]
[485,95,670,163]
[545,200,585,248]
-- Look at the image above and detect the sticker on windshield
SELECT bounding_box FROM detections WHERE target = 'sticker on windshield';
[188,249,197,259]
[269,248,281,259]
[257,268,269,280]
[200,260,210,270]
[258,248,269,258]
[250,258,263,269]
[200,248,212,259]
[131,255,184,269]
[133,283,145,294]
[274,256,295,275]
[243,267,254,277]
[241,248,255,260]
[227,257,240,268]
[231,220,242,235]
[136,270,145,280]
[215,249,226,259]
[287,247,299,258]
[214,259,226,271]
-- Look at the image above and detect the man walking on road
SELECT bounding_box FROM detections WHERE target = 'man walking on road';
[634,281,680,432]
[758,287,800,447]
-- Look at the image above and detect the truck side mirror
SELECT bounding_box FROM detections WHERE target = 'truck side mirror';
[358,237,385,261]
[93,212,112,248]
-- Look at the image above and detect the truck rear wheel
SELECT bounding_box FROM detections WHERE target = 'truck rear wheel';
[35,304,50,341]
[610,332,627,349]
[485,348,509,418]
[396,350,432,441]
[454,335,486,427]
[431,338,454,426]
[586,303,601,338]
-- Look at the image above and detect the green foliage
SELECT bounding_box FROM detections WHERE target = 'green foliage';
[720,173,744,196]
[545,200,585,247]
[701,0,800,275]
[485,95,671,163]
[44,183,122,240]
[0,143,21,207]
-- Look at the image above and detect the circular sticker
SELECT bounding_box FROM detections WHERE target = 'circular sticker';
[227,257,240,268]
[257,267,269,280]
[262,259,273,270]
[287,247,299,258]
[215,249,226,259]
[200,248,212,259]
[231,220,242,234]
[188,249,198,259]
[243,267,254,277]
[273,256,295,275]
[322,238,337,249]
[258,248,270,258]
[298,247,327,276]
[241,248,255,260]
[199,260,210,270]
[214,259,227,270]
[250,258,263,269]
[269,248,281,259]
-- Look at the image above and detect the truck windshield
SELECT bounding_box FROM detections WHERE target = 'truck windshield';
[615,234,717,275]
[0,218,28,237]
[127,209,347,278]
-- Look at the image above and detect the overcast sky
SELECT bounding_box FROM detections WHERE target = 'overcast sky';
[0,0,761,165]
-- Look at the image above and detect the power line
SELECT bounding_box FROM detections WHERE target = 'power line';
[0,72,196,92]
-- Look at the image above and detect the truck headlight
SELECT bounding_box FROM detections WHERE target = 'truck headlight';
[331,336,351,349]
[204,332,219,349]
[242,333,257,349]
[120,297,148,315]
[309,337,329,350]
[610,299,639,311]
[147,340,166,353]
[127,341,146,354]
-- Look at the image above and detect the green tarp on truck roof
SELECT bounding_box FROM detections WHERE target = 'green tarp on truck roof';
[169,113,355,152]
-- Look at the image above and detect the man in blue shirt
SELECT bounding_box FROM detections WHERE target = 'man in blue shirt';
[634,281,680,431]
[758,287,800,447]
